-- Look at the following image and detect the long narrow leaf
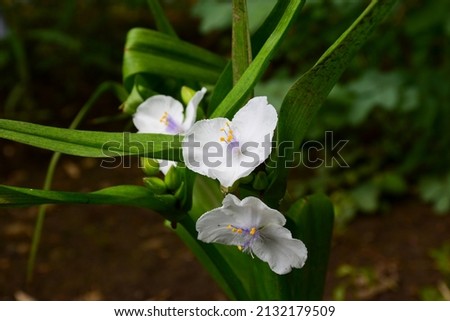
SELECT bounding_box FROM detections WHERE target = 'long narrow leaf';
[0,184,181,219]
[0,119,182,160]
[209,0,297,113]
[266,0,398,206]
[278,0,398,149]
[210,0,305,118]
[284,194,334,300]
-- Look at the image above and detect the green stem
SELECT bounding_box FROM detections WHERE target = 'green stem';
[26,81,125,282]
[231,0,252,86]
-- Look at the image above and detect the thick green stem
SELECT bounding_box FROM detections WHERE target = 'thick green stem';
[232,0,252,86]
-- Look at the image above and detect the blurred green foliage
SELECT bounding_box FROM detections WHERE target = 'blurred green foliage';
[420,243,450,300]
[0,0,151,123]
[332,262,397,300]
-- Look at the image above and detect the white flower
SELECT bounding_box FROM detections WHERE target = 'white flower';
[133,87,207,174]
[196,194,307,275]
[182,97,277,187]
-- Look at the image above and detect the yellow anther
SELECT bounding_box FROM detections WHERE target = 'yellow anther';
[227,225,244,234]
[250,227,257,235]
[219,121,236,143]
[237,245,243,251]
[160,112,169,125]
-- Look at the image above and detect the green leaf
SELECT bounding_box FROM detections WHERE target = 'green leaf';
[147,0,178,38]
[284,194,334,300]
[121,75,158,115]
[208,0,296,113]
[123,28,226,91]
[266,0,398,206]
[280,0,398,152]
[0,184,182,220]
[210,0,305,118]
[0,119,182,160]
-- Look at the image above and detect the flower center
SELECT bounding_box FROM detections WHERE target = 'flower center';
[226,224,258,252]
[160,111,183,134]
[219,122,238,144]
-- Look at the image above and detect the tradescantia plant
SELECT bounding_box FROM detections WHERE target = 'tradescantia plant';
[0,0,397,300]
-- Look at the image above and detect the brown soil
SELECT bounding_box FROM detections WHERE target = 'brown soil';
[1,143,450,300]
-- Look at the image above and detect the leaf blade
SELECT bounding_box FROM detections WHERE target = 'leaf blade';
[210,0,305,118]
[0,119,182,160]
[123,28,226,90]
[284,194,335,300]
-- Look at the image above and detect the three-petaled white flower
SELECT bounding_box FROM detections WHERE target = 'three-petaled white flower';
[133,87,207,174]
[182,97,277,187]
[196,194,307,275]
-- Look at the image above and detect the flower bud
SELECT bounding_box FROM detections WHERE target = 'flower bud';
[143,177,167,194]
[140,157,160,176]
[174,181,185,200]
[181,86,197,105]
[252,171,268,191]
[164,166,181,191]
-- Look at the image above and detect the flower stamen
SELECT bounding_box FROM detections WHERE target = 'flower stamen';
[160,111,182,133]
[219,122,235,143]
[160,111,169,125]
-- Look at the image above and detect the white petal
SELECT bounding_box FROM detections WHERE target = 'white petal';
[196,195,247,246]
[230,97,278,172]
[221,193,242,208]
[182,118,230,182]
[196,195,285,244]
[232,96,278,144]
[252,225,307,275]
[206,151,252,187]
[240,196,286,227]
[182,87,207,131]
[183,119,267,187]
[133,95,184,134]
